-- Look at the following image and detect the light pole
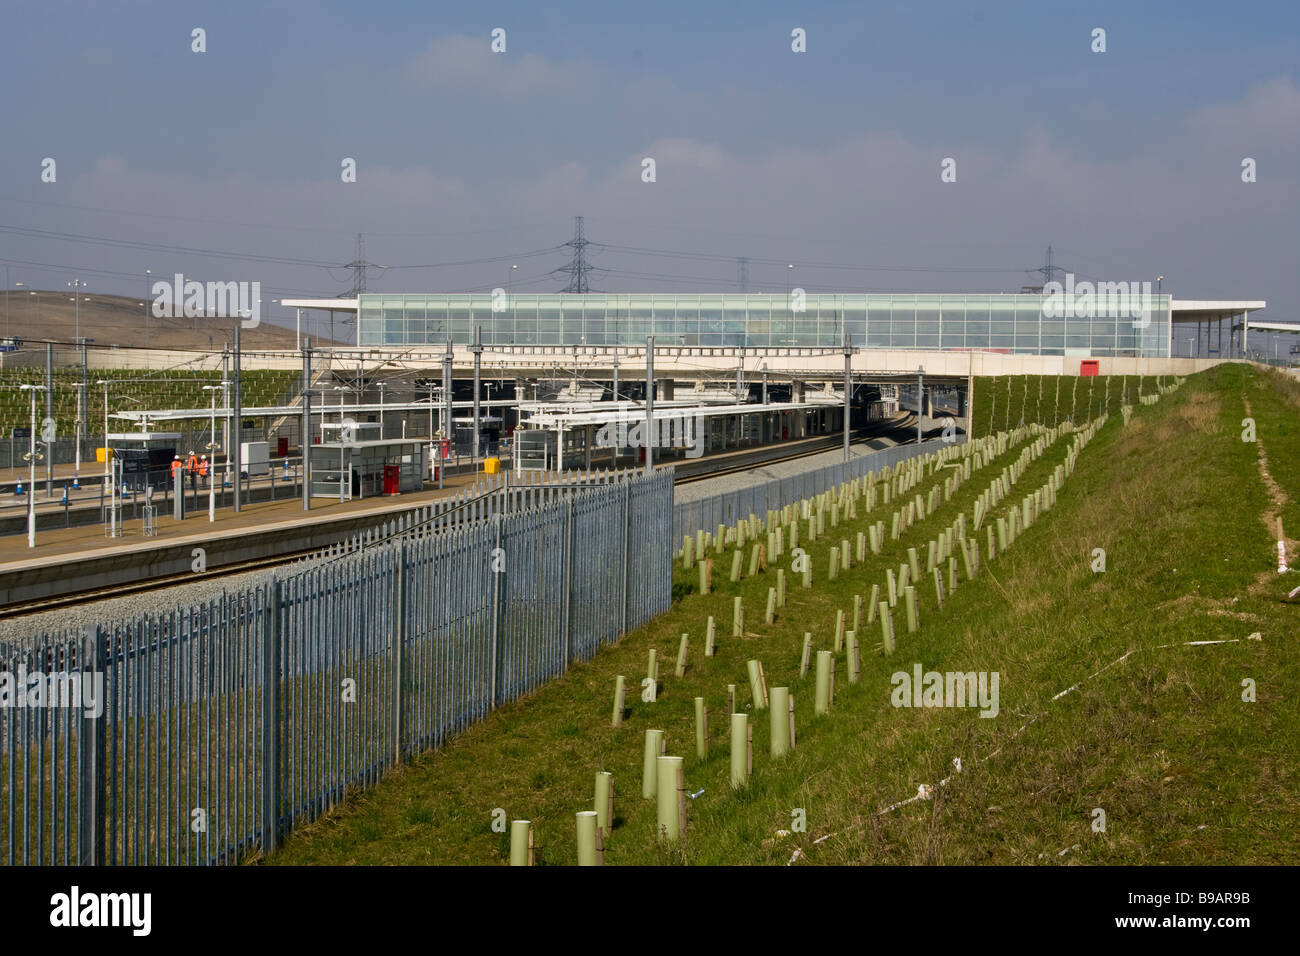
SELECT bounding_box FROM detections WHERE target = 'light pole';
[20,384,44,548]
[11,281,25,339]
[333,385,348,503]
[787,264,793,298]
[1156,275,1164,294]
[203,385,221,522]
[68,278,86,345]
[144,269,152,346]
[96,380,110,484]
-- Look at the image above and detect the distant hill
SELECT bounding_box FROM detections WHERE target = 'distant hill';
[0,291,348,350]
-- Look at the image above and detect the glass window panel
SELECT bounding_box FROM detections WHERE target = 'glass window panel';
[835,295,861,341]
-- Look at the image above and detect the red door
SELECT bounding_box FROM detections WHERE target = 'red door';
[383,464,400,495]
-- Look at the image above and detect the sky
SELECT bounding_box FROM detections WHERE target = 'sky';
[1,0,1297,354]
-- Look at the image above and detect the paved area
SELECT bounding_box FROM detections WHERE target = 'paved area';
[0,474,481,568]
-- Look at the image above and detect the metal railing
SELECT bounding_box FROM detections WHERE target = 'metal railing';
[671,438,961,545]
[0,467,673,865]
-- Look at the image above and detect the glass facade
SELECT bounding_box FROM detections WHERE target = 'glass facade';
[357,293,1171,357]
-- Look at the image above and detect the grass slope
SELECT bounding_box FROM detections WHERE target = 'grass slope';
[271,365,1297,865]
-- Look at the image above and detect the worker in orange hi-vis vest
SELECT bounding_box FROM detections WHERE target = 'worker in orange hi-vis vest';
[186,451,199,496]
[198,455,209,488]
[171,455,184,489]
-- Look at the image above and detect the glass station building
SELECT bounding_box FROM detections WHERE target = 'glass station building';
[357,292,1173,357]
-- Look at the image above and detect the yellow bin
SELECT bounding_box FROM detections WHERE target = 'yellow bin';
[483,457,500,475]
[96,447,114,463]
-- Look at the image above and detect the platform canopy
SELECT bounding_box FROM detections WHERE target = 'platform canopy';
[1170,299,1267,325]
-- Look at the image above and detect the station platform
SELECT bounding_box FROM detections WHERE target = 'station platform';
[0,475,483,606]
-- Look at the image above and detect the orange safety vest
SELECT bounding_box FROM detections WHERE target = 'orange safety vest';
[171,460,183,481]
[186,454,198,473]
[198,459,208,477]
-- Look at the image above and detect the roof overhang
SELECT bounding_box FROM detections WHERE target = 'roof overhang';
[281,298,359,311]
[1170,300,1266,324]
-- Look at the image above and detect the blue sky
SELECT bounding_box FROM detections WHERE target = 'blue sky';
[1,0,1296,348]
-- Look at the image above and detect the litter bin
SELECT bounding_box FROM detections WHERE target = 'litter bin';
[383,464,400,495]
[484,457,500,475]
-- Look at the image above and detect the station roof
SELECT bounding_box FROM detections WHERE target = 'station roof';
[311,438,427,450]
[520,400,830,429]
[281,298,359,310]
[110,398,516,422]
[1171,300,1267,323]
[1242,319,1300,334]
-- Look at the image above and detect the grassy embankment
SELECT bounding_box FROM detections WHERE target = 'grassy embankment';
[271,364,1297,865]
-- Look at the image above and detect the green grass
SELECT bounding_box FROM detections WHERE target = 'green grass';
[269,365,1298,865]
[972,373,1169,436]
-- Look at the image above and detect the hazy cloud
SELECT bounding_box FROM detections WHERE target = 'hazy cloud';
[404,34,591,97]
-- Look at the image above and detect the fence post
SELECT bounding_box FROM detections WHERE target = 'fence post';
[261,580,283,855]
[392,541,407,765]
[490,513,505,709]
[620,480,631,634]
[77,626,106,865]
[563,497,574,668]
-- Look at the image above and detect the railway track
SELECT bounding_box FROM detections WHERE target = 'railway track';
[0,419,929,621]
[0,548,323,622]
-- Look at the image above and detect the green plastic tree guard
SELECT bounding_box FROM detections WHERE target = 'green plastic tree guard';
[770,686,791,758]
[642,729,665,799]
[730,713,751,789]
[509,819,533,866]
[694,697,708,759]
[814,651,834,716]
[576,810,601,865]
[594,772,613,836]
[612,675,626,727]
[747,659,768,709]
